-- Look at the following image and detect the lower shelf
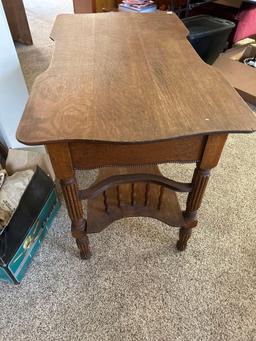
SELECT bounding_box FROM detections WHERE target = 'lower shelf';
[87,165,185,233]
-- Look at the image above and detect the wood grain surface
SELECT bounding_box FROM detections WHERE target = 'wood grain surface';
[69,135,206,169]
[16,12,256,145]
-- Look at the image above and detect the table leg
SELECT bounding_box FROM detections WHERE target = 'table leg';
[61,177,91,259]
[176,134,228,251]
[47,143,91,260]
[177,166,210,251]
[2,0,33,45]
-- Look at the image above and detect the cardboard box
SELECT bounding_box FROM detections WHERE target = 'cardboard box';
[214,44,256,105]
[216,0,242,9]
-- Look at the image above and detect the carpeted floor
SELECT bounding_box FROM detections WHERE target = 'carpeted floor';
[1,1,256,340]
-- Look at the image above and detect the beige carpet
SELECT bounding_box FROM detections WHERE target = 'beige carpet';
[1,2,256,340]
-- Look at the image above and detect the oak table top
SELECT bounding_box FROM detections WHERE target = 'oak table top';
[16,12,256,146]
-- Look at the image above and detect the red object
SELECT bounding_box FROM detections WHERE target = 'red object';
[233,5,256,43]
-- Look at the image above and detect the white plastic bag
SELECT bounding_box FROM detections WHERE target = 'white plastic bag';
[0,169,34,229]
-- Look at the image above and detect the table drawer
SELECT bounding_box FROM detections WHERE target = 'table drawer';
[69,135,206,169]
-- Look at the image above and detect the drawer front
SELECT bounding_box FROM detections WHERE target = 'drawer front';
[69,135,206,170]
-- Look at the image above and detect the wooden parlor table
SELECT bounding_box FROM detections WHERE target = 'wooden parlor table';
[17,13,256,259]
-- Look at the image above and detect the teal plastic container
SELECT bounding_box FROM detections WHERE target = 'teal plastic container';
[0,168,60,284]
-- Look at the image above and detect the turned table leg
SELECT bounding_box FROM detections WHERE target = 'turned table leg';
[61,177,91,259]
[177,166,210,251]
[47,143,91,260]
[176,134,228,251]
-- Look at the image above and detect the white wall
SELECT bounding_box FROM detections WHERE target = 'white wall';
[0,2,28,148]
